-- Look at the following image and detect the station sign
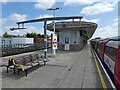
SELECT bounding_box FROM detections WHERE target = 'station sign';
[52,34,57,50]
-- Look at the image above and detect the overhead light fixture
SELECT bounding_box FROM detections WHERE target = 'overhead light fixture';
[10,27,27,31]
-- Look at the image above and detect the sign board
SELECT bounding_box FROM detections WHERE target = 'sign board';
[52,34,57,49]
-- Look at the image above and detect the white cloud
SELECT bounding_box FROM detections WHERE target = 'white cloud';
[2,25,44,36]
[0,18,7,24]
[113,16,120,23]
[25,26,44,34]
[37,14,54,24]
[1,13,28,36]
[113,17,118,22]
[36,14,55,34]
[37,14,53,19]
[112,17,120,29]
[63,18,99,23]
[35,0,56,9]
[80,2,117,15]
[64,0,100,5]
[0,0,8,3]
[0,18,8,35]
[64,0,119,6]
[0,13,28,35]
[92,17,118,39]
[1,13,27,26]
[82,18,100,23]
[2,25,15,35]
[9,13,27,22]
[1,13,54,36]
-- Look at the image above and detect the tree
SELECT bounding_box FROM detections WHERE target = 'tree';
[3,32,25,38]
[3,32,14,38]
[3,32,8,38]
[25,32,50,38]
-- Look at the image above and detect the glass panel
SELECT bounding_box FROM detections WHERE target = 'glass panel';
[105,46,118,61]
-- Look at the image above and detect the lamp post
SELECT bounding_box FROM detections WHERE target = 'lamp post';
[47,7,62,56]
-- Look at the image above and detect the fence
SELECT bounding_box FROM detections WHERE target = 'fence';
[2,43,51,57]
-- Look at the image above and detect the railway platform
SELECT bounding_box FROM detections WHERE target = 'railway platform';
[1,44,112,88]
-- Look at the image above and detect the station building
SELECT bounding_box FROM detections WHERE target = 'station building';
[47,21,97,51]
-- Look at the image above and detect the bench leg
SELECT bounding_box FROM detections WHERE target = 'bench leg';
[25,70,27,77]
[18,69,20,75]
[44,61,47,66]
[43,61,45,66]
[14,66,15,74]
[38,62,40,65]
[7,66,9,73]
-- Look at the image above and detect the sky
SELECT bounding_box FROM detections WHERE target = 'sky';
[0,0,119,39]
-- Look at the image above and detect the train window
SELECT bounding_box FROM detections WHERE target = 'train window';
[110,47,118,61]
[105,46,110,57]
[105,46,118,62]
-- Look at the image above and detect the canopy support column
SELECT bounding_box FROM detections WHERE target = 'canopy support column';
[43,20,47,66]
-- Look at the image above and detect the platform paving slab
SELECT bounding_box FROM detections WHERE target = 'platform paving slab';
[1,44,109,88]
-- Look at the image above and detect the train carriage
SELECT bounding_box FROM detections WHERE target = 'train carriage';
[104,41,119,83]
[90,36,120,90]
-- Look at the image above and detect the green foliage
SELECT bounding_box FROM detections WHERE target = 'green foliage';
[2,32,50,38]
[3,32,12,38]
[26,32,50,38]
[3,32,18,38]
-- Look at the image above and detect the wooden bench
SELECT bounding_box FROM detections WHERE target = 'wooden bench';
[16,55,33,77]
[7,58,15,74]
[6,53,44,77]
[0,58,15,74]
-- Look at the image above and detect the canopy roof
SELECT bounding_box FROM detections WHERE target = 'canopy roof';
[47,21,98,39]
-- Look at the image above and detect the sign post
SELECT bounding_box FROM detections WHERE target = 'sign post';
[52,33,57,56]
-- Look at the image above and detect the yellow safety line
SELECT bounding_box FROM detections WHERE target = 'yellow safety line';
[93,51,107,89]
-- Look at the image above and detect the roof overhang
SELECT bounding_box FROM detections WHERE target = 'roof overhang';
[47,21,98,39]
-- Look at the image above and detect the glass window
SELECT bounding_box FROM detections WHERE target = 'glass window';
[110,47,118,61]
[105,46,118,62]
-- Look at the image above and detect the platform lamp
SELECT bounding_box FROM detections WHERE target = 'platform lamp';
[47,7,62,56]
[10,23,26,31]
